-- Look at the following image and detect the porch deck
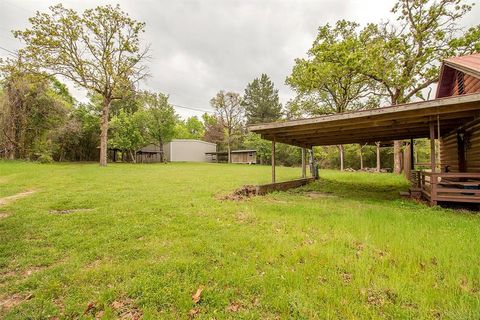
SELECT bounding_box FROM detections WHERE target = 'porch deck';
[410,171,480,205]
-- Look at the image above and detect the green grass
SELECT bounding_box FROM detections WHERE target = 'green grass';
[1,161,479,319]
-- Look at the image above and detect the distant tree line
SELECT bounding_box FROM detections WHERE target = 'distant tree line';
[1,0,479,172]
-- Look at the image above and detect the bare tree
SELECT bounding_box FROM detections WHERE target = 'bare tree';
[210,91,244,163]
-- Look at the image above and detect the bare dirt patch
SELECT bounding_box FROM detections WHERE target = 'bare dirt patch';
[305,191,336,199]
[0,212,9,219]
[0,190,36,206]
[1,266,44,283]
[49,208,94,215]
[0,293,33,312]
[361,288,397,307]
[110,298,143,320]
[218,185,257,201]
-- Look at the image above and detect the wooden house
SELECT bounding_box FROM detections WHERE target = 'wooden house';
[249,53,480,206]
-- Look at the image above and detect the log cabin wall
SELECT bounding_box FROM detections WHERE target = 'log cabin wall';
[440,120,480,173]
[464,120,480,172]
[440,131,459,172]
[450,72,480,96]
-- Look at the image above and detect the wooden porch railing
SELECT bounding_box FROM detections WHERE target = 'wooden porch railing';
[410,171,480,205]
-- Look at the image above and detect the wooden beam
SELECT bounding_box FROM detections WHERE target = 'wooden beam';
[376,142,381,172]
[249,93,480,132]
[430,122,436,173]
[410,139,414,170]
[301,148,306,178]
[256,178,314,195]
[272,138,276,183]
[270,117,467,139]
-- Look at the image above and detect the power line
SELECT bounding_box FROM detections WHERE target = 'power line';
[171,103,213,114]
[0,44,213,115]
[0,45,17,57]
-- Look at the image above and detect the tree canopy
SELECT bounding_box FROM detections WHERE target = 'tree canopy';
[14,4,149,166]
[243,74,282,125]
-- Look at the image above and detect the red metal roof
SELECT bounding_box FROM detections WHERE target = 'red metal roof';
[444,53,480,78]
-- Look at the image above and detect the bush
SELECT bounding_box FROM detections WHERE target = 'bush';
[37,153,53,163]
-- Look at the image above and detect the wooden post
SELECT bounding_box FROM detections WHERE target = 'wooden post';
[376,142,381,172]
[429,122,437,206]
[430,122,436,173]
[410,139,414,170]
[271,138,276,183]
[404,143,411,180]
[301,148,306,178]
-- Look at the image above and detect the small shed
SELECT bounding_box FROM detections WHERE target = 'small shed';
[164,139,216,162]
[231,150,257,164]
[135,144,162,163]
[206,150,257,164]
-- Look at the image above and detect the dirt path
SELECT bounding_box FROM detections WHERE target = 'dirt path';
[0,190,36,207]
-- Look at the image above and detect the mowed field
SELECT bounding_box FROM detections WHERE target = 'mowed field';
[1,161,479,319]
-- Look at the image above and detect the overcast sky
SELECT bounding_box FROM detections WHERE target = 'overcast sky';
[0,0,478,118]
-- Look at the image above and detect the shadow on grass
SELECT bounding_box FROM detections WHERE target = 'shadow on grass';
[292,176,409,203]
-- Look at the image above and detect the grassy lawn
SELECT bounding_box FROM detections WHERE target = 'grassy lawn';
[1,161,479,319]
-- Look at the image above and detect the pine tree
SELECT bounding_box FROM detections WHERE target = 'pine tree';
[243,74,282,125]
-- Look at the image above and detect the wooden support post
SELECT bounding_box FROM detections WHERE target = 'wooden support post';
[430,173,437,206]
[272,138,276,183]
[410,139,414,170]
[429,122,437,206]
[376,142,381,172]
[301,148,306,178]
[430,122,436,173]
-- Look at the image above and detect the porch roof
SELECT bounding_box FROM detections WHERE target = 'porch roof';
[248,93,480,148]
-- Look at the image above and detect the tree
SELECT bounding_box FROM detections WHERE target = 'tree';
[202,113,224,145]
[352,0,480,173]
[286,20,378,171]
[109,109,147,162]
[143,92,177,162]
[0,63,71,161]
[243,132,271,164]
[210,91,244,163]
[243,73,282,125]
[174,117,205,140]
[14,4,149,166]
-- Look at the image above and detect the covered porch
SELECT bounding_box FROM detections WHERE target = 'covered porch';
[249,93,480,206]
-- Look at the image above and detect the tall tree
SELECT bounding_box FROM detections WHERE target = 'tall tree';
[243,73,282,125]
[210,91,244,163]
[143,92,177,162]
[353,0,480,173]
[14,4,149,166]
[0,64,71,160]
[286,20,378,171]
[202,113,224,145]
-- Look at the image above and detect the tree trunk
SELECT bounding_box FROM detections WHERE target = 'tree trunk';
[393,140,402,174]
[338,145,344,171]
[359,144,364,170]
[159,141,165,162]
[227,142,231,163]
[99,97,111,167]
[376,142,381,172]
[130,150,136,163]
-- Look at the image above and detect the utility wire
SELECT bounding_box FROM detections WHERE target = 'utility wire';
[0,45,213,115]
[171,103,214,114]
[0,45,17,57]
